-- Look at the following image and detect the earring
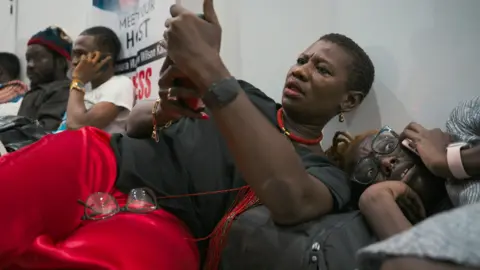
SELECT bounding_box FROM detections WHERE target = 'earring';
[338,112,345,123]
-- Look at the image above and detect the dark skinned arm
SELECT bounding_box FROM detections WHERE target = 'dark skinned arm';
[126,101,174,138]
[359,191,413,240]
[126,102,155,138]
[461,145,480,177]
[195,59,334,225]
[66,89,120,130]
[381,257,479,270]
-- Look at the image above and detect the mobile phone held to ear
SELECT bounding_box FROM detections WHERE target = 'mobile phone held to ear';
[98,53,112,73]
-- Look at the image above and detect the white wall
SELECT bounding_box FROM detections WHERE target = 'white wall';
[0,0,18,53]
[233,0,480,144]
[181,0,243,77]
[13,0,480,145]
[15,0,90,80]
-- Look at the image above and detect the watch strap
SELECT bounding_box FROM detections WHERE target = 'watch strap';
[447,143,470,179]
[202,76,239,109]
[70,80,86,93]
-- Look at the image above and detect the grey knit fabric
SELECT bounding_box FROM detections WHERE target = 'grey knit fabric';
[446,96,480,144]
[357,203,480,270]
[445,96,480,206]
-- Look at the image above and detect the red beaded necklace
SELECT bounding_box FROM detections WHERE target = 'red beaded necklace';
[276,108,323,145]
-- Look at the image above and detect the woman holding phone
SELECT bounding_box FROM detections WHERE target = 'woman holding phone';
[0,1,375,269]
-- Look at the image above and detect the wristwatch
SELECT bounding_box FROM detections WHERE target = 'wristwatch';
[202,77,240,109]
[70,79,86,93]
[446,142,471,179]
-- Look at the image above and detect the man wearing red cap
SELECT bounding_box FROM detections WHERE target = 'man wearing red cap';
[18,26,72,131]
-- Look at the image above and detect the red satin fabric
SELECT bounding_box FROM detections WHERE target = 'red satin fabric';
[0,127,199,269]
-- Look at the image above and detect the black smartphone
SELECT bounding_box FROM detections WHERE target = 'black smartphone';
[173,78,205,113]
[401,139,419,155]
[98,53,112,73]
[165,14,206,113]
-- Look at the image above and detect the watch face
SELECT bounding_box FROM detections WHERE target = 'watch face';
[72,81,85,89]
[202,77,239,108]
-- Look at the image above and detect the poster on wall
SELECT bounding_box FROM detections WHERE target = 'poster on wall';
[89,0,175,101]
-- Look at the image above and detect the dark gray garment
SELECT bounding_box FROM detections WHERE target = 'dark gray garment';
[221,207,377,270]
[357,202,480,270]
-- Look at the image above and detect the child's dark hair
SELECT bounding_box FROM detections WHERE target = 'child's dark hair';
[81,26,121,60]
[0,52,21,80]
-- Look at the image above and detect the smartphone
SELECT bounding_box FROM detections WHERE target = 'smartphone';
[173,78,205,113]
[98,53,112,73]
[178,98,205,113]
[401,139,419,155]
[162,14,206,113]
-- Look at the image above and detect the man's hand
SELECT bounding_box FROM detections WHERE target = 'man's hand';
[401,122,453,178]
[72,51,111,84]
[161,0,224,94]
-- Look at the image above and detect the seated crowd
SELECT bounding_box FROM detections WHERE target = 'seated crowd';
[0,25,135,133]
[0,1,478,269]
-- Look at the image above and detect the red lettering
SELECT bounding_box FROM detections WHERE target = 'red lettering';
[132,74,142,100]
[131,67,154,100]
[138,70,145,100]
[145,67,152,99]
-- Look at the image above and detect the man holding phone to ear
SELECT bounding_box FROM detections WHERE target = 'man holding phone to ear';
[65,26,135,133]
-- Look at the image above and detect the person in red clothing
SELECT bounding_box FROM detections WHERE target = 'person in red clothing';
[0,0,375,269]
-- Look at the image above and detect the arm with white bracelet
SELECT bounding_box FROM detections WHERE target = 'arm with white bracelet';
[447,142,471,179]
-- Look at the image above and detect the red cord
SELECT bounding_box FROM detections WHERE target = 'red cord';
[277,108,323,145]
[156,186,248,200]
[116,186,249,205]
[204,187,259,270]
